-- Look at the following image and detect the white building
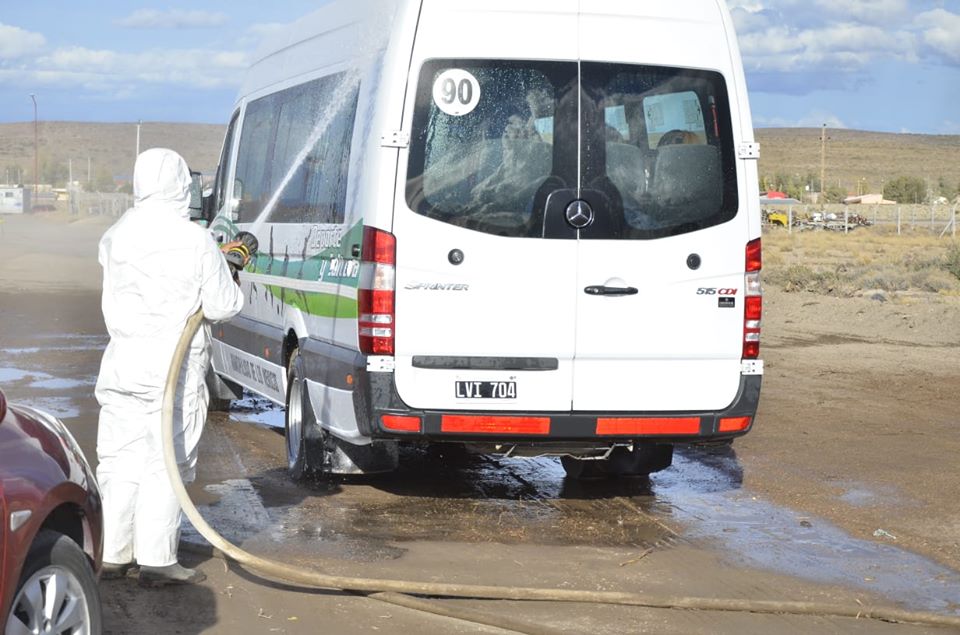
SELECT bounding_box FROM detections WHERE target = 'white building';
[0,186,31,214]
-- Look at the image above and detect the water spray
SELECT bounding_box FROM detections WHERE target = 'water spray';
[162,310,960,630]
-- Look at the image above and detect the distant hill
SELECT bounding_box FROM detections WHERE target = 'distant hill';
[755,127,960,196]
[0,121,226,186]
[1,122,958,197]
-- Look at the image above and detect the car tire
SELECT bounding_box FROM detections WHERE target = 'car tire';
[7,529,102,635]
[284,347,325,480]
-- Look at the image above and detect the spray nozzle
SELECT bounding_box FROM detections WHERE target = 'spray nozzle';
[224,231,259,275]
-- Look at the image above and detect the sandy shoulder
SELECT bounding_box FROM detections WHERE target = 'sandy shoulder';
[0,211,117,293]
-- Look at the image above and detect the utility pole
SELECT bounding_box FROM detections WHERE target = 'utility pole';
[819,123,826,210]
[30,94,38,203]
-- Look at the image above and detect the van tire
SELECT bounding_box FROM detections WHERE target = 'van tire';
[284,347,326,480]
[561,444,673,479]
[560,456,607,479]
[609,444,673,476]
[208,395,232,412]
[206,368,241,412]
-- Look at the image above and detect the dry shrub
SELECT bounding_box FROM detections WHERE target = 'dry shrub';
[763,227,960,296]
[945,242,960,281]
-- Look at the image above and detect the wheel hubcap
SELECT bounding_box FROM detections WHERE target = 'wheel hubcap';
[287,371,303,469]
[7,565,91,635]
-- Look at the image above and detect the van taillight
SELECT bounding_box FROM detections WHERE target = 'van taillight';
[743,238,762,359]
[358,226,396,356]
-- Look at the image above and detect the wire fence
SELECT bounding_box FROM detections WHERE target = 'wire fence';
[762,203,959,238]
[67,191,133,217]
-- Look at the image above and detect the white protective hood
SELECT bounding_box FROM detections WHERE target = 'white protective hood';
[133,147,191,219]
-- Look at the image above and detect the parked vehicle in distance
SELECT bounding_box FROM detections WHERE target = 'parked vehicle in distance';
[201,0,763,481]
[1,388,103,634]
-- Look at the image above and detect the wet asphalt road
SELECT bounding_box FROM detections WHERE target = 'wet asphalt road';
[2,291,960,633]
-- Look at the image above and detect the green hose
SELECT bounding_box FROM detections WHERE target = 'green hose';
[162,310,960,630]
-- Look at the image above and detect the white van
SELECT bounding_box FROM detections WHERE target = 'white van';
[204,0,764,480]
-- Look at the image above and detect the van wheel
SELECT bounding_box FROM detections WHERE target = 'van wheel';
[285,348,325,480]
[206,368,237,412]
[560,456,608,479]
[208,395,232,412]
[7,530,102,635]
[608,444,673,477]
[561,444,674,480]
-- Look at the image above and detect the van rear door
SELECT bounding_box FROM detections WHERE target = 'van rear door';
[393,58,581,412]
[570,63,746,412]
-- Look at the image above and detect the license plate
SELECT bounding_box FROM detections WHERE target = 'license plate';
[455,381,517,399]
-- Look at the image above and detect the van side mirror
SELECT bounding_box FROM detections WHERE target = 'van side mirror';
[229,178,243,221]
[0,388,7,422]
[188,171,205,222]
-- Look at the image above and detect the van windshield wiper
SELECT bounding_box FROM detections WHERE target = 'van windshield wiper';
[584,285,638,296]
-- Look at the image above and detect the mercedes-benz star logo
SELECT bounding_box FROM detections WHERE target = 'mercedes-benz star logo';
[564,199,594,229]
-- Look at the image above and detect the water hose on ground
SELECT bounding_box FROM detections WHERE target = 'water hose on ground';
[162,310,960,630]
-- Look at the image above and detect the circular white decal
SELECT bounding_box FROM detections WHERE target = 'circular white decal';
[432,69,481,116]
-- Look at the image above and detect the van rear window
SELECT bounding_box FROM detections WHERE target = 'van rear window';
[406,60,737,240]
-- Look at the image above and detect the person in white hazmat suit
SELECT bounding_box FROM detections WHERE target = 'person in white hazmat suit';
[95,148,245,586]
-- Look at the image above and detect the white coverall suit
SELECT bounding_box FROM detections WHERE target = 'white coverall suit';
[95,148,243,567]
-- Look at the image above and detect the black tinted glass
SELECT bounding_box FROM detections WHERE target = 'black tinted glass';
[406,60,738,240]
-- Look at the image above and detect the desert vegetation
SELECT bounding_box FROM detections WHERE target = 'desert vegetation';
[763,226,960,296]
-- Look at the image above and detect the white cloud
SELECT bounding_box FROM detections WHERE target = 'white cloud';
[813,0,910,24]
[0,22,46,59]
[739,22,912,73]
[915,9,960,65]
[25,46,249,90]
[115,9,228,29]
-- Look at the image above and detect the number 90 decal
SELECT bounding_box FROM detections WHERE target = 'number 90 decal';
[433,69,481,116]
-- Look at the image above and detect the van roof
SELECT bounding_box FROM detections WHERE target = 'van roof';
[239,0,743,115]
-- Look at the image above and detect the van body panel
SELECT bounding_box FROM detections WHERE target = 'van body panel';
[392,216,578,411]
[572,223,745,411]
[414,1,580,62]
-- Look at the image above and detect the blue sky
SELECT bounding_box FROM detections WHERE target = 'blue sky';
[1,1,958,134]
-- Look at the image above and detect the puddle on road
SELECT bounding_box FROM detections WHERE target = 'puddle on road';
[228,395,284,429]
[658,448,960,615]
[0,365,93,391]
[211,399,960,616]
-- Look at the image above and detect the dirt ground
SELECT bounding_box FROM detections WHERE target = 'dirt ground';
[1,211,959,633]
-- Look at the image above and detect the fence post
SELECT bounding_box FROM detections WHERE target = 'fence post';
[897,206,901,235]
[788,206,793,234]
[844,206,849,234]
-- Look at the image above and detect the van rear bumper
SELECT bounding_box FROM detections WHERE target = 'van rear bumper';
[355,370,761,444]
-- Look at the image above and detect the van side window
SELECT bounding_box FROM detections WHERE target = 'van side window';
[212,111,239,214]
[234,73,359,225]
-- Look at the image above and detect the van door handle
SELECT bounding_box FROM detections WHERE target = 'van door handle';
[584,285,638,296]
